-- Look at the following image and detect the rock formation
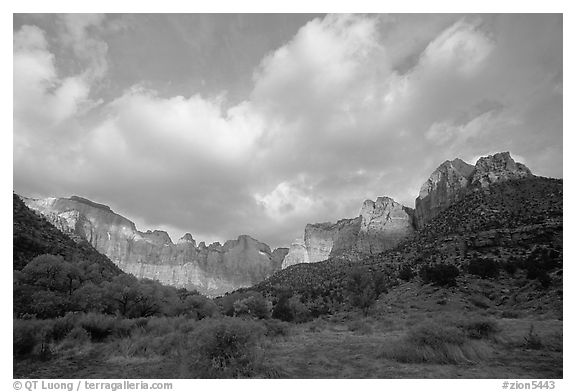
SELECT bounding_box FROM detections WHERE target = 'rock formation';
[21,196,286,296]
[415,152,533,229]
[414,159,475,229]
[282,197,415,268]
[357,197,415,254]
[282,152,533,269]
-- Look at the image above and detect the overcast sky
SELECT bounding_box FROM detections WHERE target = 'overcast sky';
[13,14,562,248]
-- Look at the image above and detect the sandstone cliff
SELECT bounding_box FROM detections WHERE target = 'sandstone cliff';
[282,196,414,268]
[22,196,285,296]
[414,152,533,229]
[357,197,415,254]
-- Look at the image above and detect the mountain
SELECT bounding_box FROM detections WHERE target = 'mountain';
[415,152,532,228]
[21,195,286,296]
[13,193,122,278]
[282,196,415,268]
[253,176,562,318]
[281,152,534,270]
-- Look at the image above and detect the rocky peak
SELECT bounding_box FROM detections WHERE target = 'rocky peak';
[415,152,534,228]
[69,196,112,212]
[283,195,415,268]
[470,152,532,188]
[141,230,173,246]
[357,195,415,254]
[177,233,196,246]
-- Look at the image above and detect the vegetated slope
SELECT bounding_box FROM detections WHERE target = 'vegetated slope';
[13,193,122,277]
[252,177,562,306]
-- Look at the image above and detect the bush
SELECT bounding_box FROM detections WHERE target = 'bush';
[288,296,312,323]
[457,318,499,339]
[524,325,543,350]
[398,265,415,281]
[59,326,91,350]
[263,319,291,337]
[501,310,521,319]
[233,294,272,319]
[347,319,373,335]
[346,270,388,315]
[50,313,81,341]
[271,295,293,322]
[380,322,490,364]
[501,261,518,275]
[184,317,267,378]
[78,313,115,342]
[419,263,460,286]
[467,258,500,279]
[13,319,43,358]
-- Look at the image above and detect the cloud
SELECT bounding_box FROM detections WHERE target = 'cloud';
[13,14,562,248]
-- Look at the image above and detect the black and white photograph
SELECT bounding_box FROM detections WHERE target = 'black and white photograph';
[8,6,567,385]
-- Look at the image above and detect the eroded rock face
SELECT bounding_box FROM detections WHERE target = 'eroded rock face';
[281,238,310,269]
[415,159,475,229]
[357,197,415,254]
[415,152,533,228]
[22,196,285,296]
[471,152,532,188]
[282,197,414,268]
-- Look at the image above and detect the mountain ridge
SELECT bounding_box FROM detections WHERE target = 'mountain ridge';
[20,194,288,296]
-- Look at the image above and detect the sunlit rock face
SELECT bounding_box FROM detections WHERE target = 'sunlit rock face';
[415,152,533,229]
[281,238,310,269]
[282,197,414,268]
[22,196,285,296]
[471,152,533,188]
[357,197,415,254]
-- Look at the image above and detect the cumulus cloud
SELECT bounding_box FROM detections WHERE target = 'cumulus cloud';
[13,14,562,248]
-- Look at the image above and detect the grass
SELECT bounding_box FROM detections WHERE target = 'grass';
[13,309,563,379]
[379,321,492,364]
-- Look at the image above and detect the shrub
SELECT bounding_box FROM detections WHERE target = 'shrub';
[501,310,521,319]
[59,326,91,351]
[288,296,312,323]
[398,265,415,281]
[380,322,490,364]
[78,313,115,342]
[501,261,518,275]
[524,325,543,350]
[468,258,500,279]
[50,312,81,341]
[469,295,491,309]
[458,318,499,339]
[233,293,272,319]
[13,319,43,358]
[271,295,293,322]
[184,317,267,378]
[419,263,459,286]
[347,319,373,335]
[263,319,291,337]
[537,271,552,289]
[183,295,219,320]
[346,270,388,315]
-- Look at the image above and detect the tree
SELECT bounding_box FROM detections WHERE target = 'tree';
[346,270,387,316]
[271,294,293,322]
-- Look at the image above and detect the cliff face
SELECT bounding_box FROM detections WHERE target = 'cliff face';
[282,197,414,268]
[282,152,534,269]
[415,152,533,229]
[22,196,285,296]
[357,197,415,254]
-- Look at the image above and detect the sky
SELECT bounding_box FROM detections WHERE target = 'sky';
[12,13,563,249]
